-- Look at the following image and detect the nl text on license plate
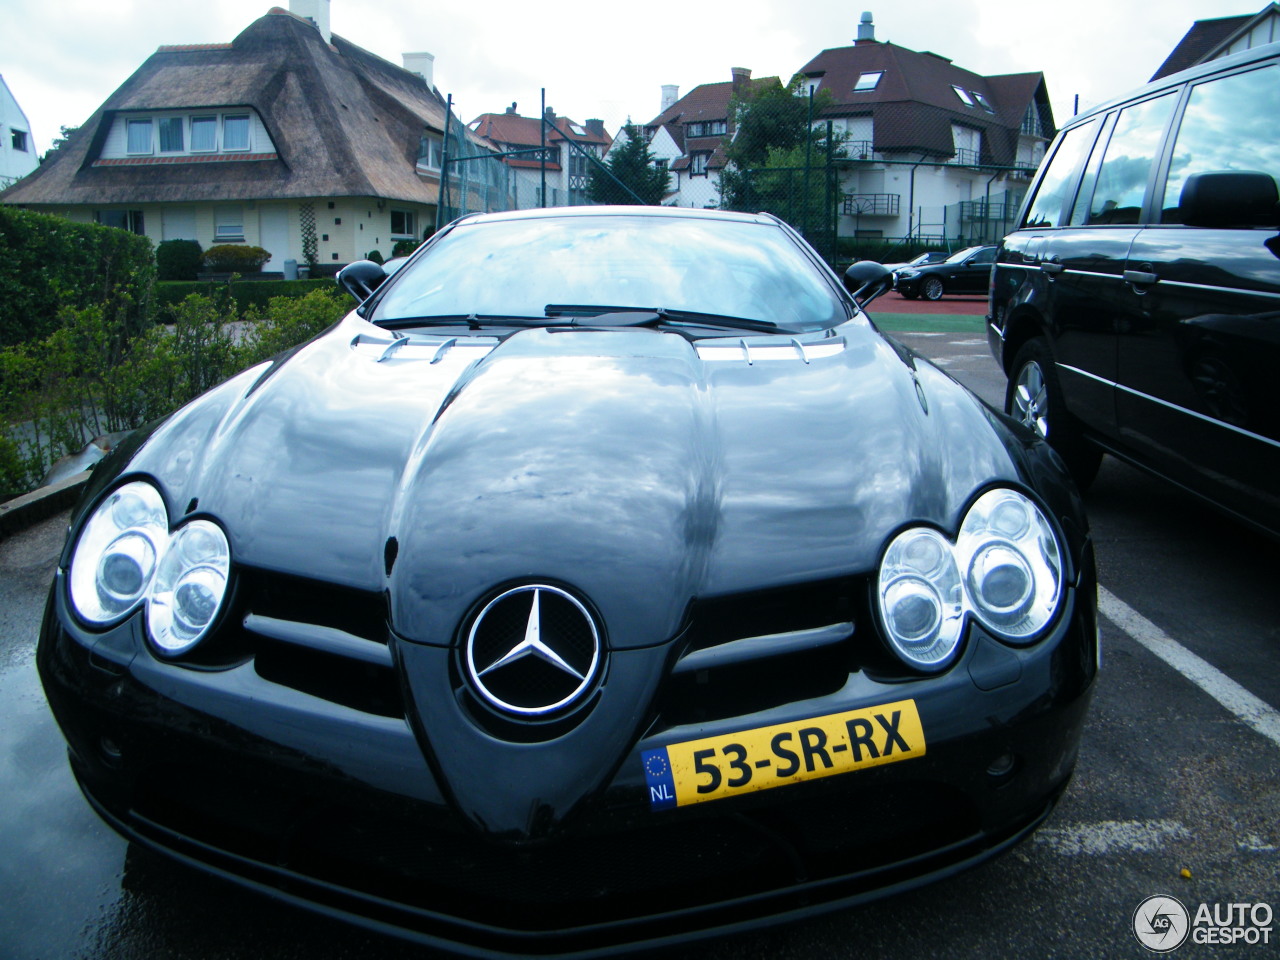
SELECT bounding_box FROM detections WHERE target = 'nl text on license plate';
[641,699,925,809]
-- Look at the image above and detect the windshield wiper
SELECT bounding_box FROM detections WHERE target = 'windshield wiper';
[378,314,552,331]
[544,304,785,334]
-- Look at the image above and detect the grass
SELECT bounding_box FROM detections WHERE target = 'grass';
[869,314,987,333]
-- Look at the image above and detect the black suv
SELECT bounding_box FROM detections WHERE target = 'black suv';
[988,41,1280,537]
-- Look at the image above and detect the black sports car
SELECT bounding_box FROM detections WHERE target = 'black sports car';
[39,207,1096,957]
[894,244,998,300]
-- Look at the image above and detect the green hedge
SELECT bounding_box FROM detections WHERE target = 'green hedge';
[0,206,156,347]
[155,278,346,314]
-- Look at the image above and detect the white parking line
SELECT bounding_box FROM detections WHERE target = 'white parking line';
[1099,586,1280,751]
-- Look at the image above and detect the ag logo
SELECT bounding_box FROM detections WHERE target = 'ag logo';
[1133,895,1190,952]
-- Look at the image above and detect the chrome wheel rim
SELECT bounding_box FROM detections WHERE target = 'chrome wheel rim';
[1013,361,1049,439]
[922,277,943,300]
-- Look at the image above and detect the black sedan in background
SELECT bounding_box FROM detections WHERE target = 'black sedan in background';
[895,244,998,300]
[39,207,1096,957]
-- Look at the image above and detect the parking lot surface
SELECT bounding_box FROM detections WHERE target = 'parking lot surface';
[1,326,1275,959]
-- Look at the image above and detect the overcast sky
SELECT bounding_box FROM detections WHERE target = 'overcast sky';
[2,0,1266,156]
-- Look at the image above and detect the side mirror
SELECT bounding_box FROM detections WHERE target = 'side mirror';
[336,260,390,303]
[1180,171,1279,228]
[843,260,893,308]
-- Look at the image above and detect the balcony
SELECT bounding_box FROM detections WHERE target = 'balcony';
[841,193,900,217]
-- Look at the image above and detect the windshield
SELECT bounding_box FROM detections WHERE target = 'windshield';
[371,214,847,331]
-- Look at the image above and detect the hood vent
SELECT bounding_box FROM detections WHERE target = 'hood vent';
[350,331,500,364]
[694,333,846,365]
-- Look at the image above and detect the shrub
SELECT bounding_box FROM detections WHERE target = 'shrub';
[202,244,271,274]
[155,278,341,314]
[237,289,350,368]
[391,239,420,258]
[366,249,385,265]
[0,206,155,347]
[156,239,204,281]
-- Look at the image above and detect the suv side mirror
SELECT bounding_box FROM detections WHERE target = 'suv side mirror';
[337,260,390,303]
[843,260,893,307]
[1180,171,1280,228]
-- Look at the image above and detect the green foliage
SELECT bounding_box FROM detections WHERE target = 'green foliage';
[202,244,271,274]
[391,239,420,258]
[0,287,349,501]
[588,125,670,205]
[366,249,385,265]
[0,205,156,348]
[155,278,339,314]
[156,239,204,281]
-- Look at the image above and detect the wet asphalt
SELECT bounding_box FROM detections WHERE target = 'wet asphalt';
[1,327,1276,959]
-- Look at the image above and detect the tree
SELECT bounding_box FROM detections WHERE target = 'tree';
[587,125,670,205]
[41,126,79,162]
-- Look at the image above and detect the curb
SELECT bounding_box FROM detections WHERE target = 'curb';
[0,472,89,540]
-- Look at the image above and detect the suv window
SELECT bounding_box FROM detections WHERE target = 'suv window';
[1022,119,1100,228]
[1076,93,1176,225]
[1160,65,1280,223]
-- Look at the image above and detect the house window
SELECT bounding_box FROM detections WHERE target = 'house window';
[687,122,706,138]
[96,210,145,235]
[972,91,996,114]
[10,129,28,152]
[951,124,982,166]
[223,115,250,152]
[418,134,443,170]
[951,85,975,106]
[690,152,710,176]
[126,119,153,154]
[853,72,883,92]
[390,210,416,237]
[707,120,727,136]
[191,117,217,152]
[215,205,245,241]
[158,117,184,153]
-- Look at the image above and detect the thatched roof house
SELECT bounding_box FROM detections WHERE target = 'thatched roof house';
[0,1,465,271]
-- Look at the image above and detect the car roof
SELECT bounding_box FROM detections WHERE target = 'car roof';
[1060,39,1280,133]
[453,205,778,228]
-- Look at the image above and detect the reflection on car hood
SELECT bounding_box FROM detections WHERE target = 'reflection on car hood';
[123,313,1022,650]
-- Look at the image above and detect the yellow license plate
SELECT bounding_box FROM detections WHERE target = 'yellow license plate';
[641,699,925,809]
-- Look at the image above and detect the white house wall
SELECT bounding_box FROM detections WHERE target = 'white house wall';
[0,76,38,185]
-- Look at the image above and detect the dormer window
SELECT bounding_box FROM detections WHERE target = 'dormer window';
[951,85,975,106]
[191,117,217,152]
[158,118,184,153]
[853,72,882,92]
[126,119,153,155]
[223,115,250,152]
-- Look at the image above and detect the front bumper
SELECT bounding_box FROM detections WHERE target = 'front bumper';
[39,569,1096,958]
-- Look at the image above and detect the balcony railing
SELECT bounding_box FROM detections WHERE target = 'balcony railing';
[949,147,982,167]
[842,193,900,216]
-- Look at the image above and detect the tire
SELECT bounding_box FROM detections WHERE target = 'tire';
[900,290,919,300]
[920,276,944,301]
[1006,338,1102,491]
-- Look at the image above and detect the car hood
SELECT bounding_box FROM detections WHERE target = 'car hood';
[121,312,1025,652]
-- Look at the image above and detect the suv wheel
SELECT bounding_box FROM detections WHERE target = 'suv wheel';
[921,277,944,301]
[1006,338,1102,490]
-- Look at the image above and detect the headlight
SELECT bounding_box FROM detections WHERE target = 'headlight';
[957,489,1062,641]
[147,520,231,656]
[877,489,1064,670]
[67,479,231,656]
[69,481,169,625]
[897,268,920,279]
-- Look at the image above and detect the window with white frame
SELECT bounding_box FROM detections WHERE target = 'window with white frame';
[126,119,153,154]
[951,124,982,165]
[390,209,416,237]
[690,151,710,176]
[215,205,245,241]
[190,117,218,152]
[158,117,184,153]
[96,210,145,234]
[223,115,250,152]
[418,133,443,170]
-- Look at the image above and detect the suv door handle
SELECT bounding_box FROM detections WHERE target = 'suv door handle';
[1123,269,1158,285]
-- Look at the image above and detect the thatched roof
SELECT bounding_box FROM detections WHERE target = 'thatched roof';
[1,8,457,207]
[798,42,1052,166]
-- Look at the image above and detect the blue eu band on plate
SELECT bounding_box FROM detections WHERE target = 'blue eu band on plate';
[644,699,926,808]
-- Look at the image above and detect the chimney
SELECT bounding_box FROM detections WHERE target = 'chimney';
[856,11,876,43]
[289,0,331,44]
[661,84,679,113]
[544,106,557,125]
[402,52,435,87]
[505,102,519,115]
[585,119,606,138]
[731,67,751,94]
